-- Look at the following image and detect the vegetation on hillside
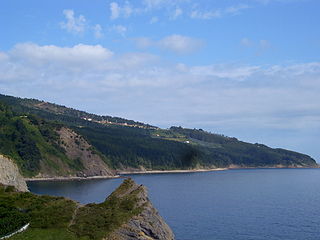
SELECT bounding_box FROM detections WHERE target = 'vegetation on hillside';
[0,94,317,178]
[75,126,200,170]
[69,179,142,239]
[0,186,30,238]
[0,184,76,239]
[74,125,317,170]
[169,127,317,167]
[0,94,155,129]
[0,179,143,240]
[0,102,91,177]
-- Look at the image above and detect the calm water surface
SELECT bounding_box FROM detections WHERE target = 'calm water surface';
[28,169,320,240]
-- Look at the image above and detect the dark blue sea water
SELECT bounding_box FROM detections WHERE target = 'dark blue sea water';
[28,169,320,240]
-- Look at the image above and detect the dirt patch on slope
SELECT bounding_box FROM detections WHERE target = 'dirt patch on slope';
[57,127,114,177]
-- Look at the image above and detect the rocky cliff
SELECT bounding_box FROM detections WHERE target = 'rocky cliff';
[108,179,175,240]
[0,154,28,192]
[0,178,174,240]
[57,127,114,177]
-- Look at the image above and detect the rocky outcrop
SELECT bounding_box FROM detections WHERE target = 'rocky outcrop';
[0,155,28,192]
[108,179,175,240]
[57,127,114,177]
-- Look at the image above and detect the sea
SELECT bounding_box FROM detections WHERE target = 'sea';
[28,169,320,240]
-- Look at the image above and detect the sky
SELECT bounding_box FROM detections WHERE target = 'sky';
[0,0,320,161]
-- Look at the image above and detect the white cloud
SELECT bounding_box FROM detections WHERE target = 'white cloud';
[109,1,133,20]
[116,52,159,69]
[111,25,127,36]
[190,4,250,20]
[134,37,154,48]
[190,9,221,19]
[110,2,120,19]
[60,9,86,34]
[0,52,8,62]
[1,42,320,159]
[143,0,170,9]
[172,8,183,19]
[134,35,203,54]
[93,24,103,38]
[225,4,250,14]
[10,43,113,67]
[245,0,300,5]
[105,0,300,22]
[142,0,191,10]
[107,1,250,22]
[60,10,104,39]
[264,62,320,76]
[240,38,271,55]
[158,34,203,54]
[190,64,260,80]
[108,0,187,21]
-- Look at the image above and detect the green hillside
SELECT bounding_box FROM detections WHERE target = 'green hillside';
[168,127,317,167]
[0,179,143,240]
[0,102,61,176]
[0,93,317,177]
[0,94,156,129]
[0,102,110,177]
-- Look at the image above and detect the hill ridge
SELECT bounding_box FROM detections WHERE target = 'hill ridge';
[0,93,317,178]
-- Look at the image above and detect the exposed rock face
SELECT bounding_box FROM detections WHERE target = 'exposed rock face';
[0,155,28,192]
[108,179,175,240]
[57,127,114,177]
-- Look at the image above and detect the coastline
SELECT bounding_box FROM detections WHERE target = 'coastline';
[24,168,227,181]
[25,165,319,182]
[228,164,319,170]
[24,175,121,182]
[117,168,228,175]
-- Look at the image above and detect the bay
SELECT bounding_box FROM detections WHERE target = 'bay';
[28,169,320,240]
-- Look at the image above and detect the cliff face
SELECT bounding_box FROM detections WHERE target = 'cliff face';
[69,178,175,240]
[0,154,28,192]
[57,127,114,177]
[0,177,173,240]
[108,179,175,240]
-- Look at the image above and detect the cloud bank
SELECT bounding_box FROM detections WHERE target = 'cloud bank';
[0,42,319,159]
[0,42,319,127]
[107,0,294,21]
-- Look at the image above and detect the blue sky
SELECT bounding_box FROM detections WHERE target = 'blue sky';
[0,0,320,161]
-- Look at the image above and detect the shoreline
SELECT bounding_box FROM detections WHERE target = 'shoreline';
[24,168,227,182]
[25,165,319,182]
[117,168,227,175]
[25,175,121,182]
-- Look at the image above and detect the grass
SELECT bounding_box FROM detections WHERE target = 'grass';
[0,103,87,177]
[69,179,143,239]
[0,179,143,240]
[10,229,83,240]
[151,129,190,143]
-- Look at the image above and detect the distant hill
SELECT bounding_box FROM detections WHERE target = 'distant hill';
[0,93,317,178]
[0,102,113,177]
[0,94,156,129]
[169,127,317,168]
